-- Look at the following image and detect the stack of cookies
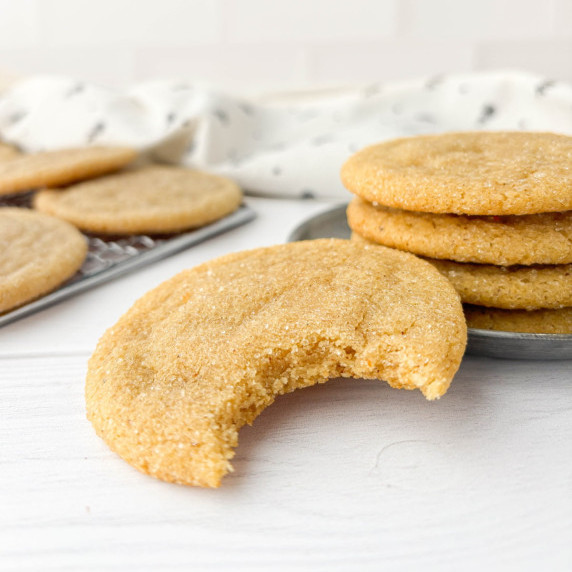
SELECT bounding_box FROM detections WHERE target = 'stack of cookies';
[342,132,572,334]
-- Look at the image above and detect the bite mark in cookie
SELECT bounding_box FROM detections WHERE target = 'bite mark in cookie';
[86,239,466,487]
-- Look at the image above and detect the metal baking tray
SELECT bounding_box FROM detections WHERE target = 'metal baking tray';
[0,193,256,328]
[288,204,572,360]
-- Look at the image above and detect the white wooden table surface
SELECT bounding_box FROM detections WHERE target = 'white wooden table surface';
[1,197,571,572]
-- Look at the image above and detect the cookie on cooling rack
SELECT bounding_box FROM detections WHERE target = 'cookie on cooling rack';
[35,165,243,234]
[0,208,87,313]
[0,146,137,195]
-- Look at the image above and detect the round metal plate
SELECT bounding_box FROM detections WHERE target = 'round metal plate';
[288,204,572,360]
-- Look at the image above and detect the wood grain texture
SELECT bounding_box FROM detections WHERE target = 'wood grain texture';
[1,354,571,571]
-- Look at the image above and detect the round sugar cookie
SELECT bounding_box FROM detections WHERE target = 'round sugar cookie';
[429,259,572,311]
[341,132,572,215]
[347,197,572,265]
[0,146,137,195]
[86,239,466,487]
[464,305,572,334]
[351,232,572,309]
[0,208,87,313]
[35,165,243,234]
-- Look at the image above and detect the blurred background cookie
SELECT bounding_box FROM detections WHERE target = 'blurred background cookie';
[0,207,87,313]
[34,165,243,234]
[0,142,21,161]
[0,146,137,195]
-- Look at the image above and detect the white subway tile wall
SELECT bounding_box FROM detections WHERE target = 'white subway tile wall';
[37,0,222,47]
[0,0,38,48]
[0,0,570,90]
[403,0,559,40]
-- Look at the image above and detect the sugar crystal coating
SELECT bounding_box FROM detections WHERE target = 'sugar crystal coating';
[342,132,572,215]
[353,232,572,310]
[428,259,572,310]
[86,239,466,487]
[348,197,572,266]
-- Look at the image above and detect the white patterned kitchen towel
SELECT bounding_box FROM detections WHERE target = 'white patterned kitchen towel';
[0,71,571,199]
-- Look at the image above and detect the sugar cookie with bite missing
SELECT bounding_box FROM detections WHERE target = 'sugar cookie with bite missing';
[86,239,466,487]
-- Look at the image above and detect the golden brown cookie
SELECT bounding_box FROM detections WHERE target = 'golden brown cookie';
[0,207,87,313]
[352,232,572,310]
[0,142,20,161]
[347,197,572,265]
[341,132,572,215]
[0,146,137,195]
[464,305,572,334]
[86,239,466,487]
[35,165,243,234]
[428,259,572,310]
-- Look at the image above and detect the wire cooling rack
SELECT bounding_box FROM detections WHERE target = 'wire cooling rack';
[0,192,256,327]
